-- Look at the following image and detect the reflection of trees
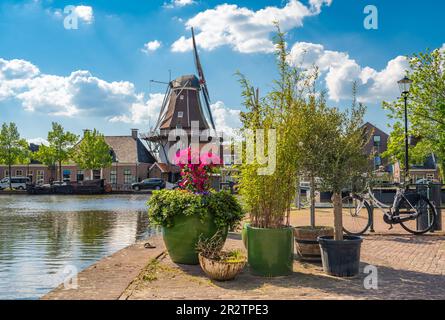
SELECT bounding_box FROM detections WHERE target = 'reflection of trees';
[77,211,115,248]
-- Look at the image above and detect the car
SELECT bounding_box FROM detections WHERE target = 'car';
[415,178,440,185]
[132,178,166,191]
[0,176,31,190]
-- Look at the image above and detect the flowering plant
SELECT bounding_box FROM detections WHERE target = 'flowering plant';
[173,147,221,194]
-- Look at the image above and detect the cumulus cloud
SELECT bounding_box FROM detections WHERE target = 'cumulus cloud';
[109,93,165,125]
[288,42,410,102]
[210,101,242,135]
[171,0,332,53]
[28,137,49,146]
[73,5,94,24]
[0,57,161,123]
[142,40,162,53]
[164,0,195,8]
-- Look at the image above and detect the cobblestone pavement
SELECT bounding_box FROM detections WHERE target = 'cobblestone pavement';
[124,209,445,300]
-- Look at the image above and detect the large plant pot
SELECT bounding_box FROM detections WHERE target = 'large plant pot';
[163,214,228,265]
[247,225,294,276]
[198,253,246,281]
[241,222,249,249]
[294,226,334,261]
[318,236,363,277]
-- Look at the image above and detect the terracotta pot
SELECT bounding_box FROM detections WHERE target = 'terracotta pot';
[294,226,334,261]
[198,253,246,281]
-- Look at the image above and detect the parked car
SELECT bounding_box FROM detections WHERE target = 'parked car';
[0,176,31,190]
[132,178,166,191]
[416,178,440,185]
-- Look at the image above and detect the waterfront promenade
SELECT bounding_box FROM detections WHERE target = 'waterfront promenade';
[43,209,445,300]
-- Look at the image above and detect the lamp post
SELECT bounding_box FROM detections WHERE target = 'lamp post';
[397,76,413,183]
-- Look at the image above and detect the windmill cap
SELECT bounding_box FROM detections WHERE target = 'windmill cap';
[171,75,200,89]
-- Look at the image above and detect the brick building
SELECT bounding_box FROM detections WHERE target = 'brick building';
[0,129,157,190]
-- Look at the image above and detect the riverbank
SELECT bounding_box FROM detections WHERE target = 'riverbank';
[42,237,165,300]
[42,208,445,300]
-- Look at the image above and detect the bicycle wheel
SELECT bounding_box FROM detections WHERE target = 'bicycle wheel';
[342,195,372,235]
[398,195,437,235]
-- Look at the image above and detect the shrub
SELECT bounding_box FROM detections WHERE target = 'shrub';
[147,189,244,230]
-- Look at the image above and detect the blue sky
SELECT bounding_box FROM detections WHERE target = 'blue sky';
[0,0,444,142]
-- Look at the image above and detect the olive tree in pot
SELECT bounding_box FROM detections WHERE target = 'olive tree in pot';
[316,97,369,277]
[148,148,244,265]
[294,76,335,261]
[237,28,302,277]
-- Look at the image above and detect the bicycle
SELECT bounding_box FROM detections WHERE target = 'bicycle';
[342,182,437,235]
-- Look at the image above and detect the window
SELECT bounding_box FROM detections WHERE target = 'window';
[426,174,435,182]
[374,156,382,168]
[4,170,9,178]
[110,170,117,184]
[16,170,23,176]
[93,169,101,180]
[124,169,132,184]
[373,135,381,147]
[27,170,33,183]
[36,170,44,184]
[177,111,184,118]
[179,95,184,100]
[63,170,71,181]
[77,170,84,182]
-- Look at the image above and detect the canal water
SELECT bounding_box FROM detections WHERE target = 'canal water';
[0,194,156,300]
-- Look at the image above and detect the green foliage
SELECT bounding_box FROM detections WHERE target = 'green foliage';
[147,190,244,230]
[0,123,28,188]
[237,26,304,228]
[383,48,445,180]
[35,122,78,181]
[72,129,112,171]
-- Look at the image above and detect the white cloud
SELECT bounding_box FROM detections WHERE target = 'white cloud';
[28,137,49,146]
[210,101,241,135]
[0,57,161,122]
[288,42,410,102]
[164,0,195,9]
[142,40,162,53]
[109,93,165,125]
[171,0,332,53]
[73,5,94,24]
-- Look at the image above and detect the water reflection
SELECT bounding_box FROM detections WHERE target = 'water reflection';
[0,194,156,300]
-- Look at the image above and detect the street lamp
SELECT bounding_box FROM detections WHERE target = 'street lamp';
[397,76,413,183]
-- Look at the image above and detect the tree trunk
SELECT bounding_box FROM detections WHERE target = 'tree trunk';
[332,192,343,241]
[310,175,316,228]
[59,161,62,182]
[8,163,12,190]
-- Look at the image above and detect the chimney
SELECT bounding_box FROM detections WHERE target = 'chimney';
[131,128,139,139]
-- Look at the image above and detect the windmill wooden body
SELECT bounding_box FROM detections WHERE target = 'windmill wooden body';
[143,28,216,167]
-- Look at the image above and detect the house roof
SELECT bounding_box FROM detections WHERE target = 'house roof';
[362,122,389,137]
[104,136,156,164]
[149,162,181,173]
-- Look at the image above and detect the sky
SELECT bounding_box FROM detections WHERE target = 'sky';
[0,0,444,143]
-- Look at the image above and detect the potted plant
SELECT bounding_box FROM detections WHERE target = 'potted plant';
[294,91,335,261]
[237,28,302,276]
[316,94,369,277]
[196,231,246,281]
[148,148,244,265]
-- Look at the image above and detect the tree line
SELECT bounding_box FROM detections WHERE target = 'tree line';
[0,122,112,189]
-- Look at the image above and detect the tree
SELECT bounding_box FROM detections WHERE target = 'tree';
[72,129,112,179]
[383,48,445,180]
[237,26,307,228]
[316,102,369,241]
[0,123,29,189]
[34,144,57,182]
[39,123,78,182]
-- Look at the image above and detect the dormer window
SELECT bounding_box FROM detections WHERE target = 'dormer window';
[177,111,183,118]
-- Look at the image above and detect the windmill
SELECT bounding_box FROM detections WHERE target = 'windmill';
[142,27,216,165]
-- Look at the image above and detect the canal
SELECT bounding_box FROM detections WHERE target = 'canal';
[0,194,156,300]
